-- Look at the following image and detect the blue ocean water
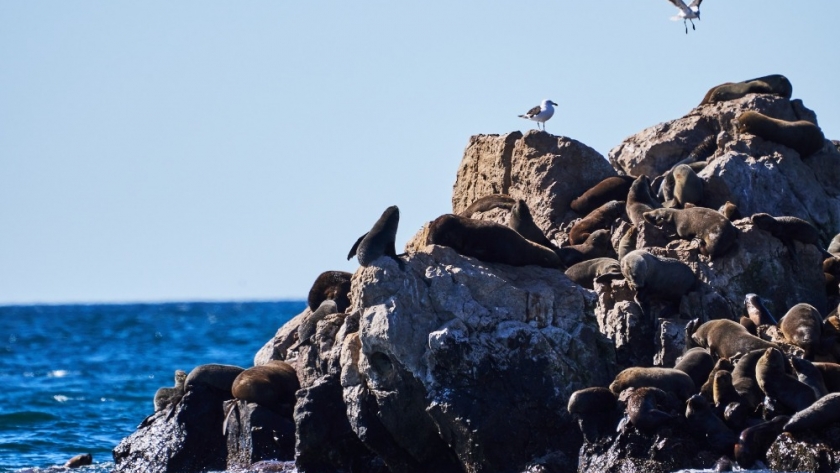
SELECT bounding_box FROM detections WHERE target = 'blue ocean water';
[0,301,303,473]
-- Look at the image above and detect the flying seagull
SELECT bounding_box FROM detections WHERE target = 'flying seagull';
[667,0,702,34]
[518,99,557,131]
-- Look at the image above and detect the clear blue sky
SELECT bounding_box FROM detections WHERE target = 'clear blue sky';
[1,2,838,304]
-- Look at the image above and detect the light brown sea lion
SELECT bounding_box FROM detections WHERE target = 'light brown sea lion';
[755,348,817,413]
[307,270,352,313]
[564,257,622,290]
[567,386,620,442]
[690,319,778,360]
[718,201,741,221]
[621,249,696,302]
[828,233,840,256]
[739,316,758,336]
[570,176,634,215]
[64,453,93,468]
[185,364,246,395]
[699,358,734,401]
[643,207,738,258]
[569,200,625,245]
[427,214,561,268]
[778,303,823,358]
[557,229,615,267]
[348,205,403,268]
[734,415,790,469]
[712,371,741,411]
[458,194,516,217]
[231,360,300,418]
[674,347,715,390]
[609,366,696,401]
[617,224,638,261]
[509,199,555,250]
[626,175,660,225]
[737,110,825,157]
[684,394,738,455]
[783,392,840,432]
[153,369,187,412]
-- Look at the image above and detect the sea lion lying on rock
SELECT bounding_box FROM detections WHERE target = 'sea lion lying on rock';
[778,303,823,359]
[621,249,696,302]
[643,207,738,258]
[567,386,620,442]
[569,200,624,245]
[307,271,351,313]
[564,257,622,290]
[737,110,825,157]
[570,176,634,215]
[689,319,778,360]
[231,360,300,418]
[458,194,516,217]
[557,229,615,267]
[609,366,696,401]
[701,74,793,105]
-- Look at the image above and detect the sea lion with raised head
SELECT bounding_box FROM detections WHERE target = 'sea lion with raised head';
[755,347,817,413]
[564,257,622,290]
[427,214,561,269]
[691,319,778,360]
[458,194,516,217]
[509,199,556,250]
[621,249,696,302]
[64,453,93,468]
[569,200,625,245]
[730,349,767,409]
[790,356,829,398]
[307,270,351,313]
[626,175,660,225]
[617,224,638,261]
[609,366,696,401]
[348,205,403,268]
[643,207,738,258]
[231,360,300,418]
[671,164,704,207]
[718,201,741,221]
[744,293,778,326]
[674,347,715,390]
[737,110,825,157]
[779,303,823,358]
[570,176,634,215]
[154,369,187,412]
[699,358,734,401]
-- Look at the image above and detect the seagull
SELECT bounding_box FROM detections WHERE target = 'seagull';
[518,99,558,131]
[667,0,702,34]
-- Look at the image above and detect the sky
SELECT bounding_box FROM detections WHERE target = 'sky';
[1,2,839,305]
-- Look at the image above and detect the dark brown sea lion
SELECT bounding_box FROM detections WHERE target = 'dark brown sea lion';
[790,356,829,398]
[569,200,625,245]
[671,164,704,207]
[783,392,840,432]
[737,110,825,157]
[755,347,817,413]
[685,134,717,163]
[307,270,352,313]
[712,371,741,412]
[570,176,634,215]
[691,319,778,360]
[609,366,696,401]
[814,362,840,392]
[509,199,555,250]
[702,74,793,105]
[557,229,615,267]
[684,394,738,454]
[730,349,767,409]
[674,346,715,389]
[348,205,403,268]
[458,194,516,217]
[567,386,620,442]
[564,257,622,290]
[699,358,734,401]
[623,387,677,433]
[617,224,637,261]
[718,201,741,221]
[427,214,561,268]
[231,360,300,418]
[744,293,778,326]
[739,316,758,336]
[64,453,93,468]
[626,175,660,225]
[185,364,245,395]
[153,369,187,412]
[734,415,789,469]
[750,213,821,250]
[779,303,822,358]
[620,249,696,302]
[289,300,339,350]
[643,207,738,258]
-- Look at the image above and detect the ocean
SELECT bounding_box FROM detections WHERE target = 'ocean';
[0,301,302,472]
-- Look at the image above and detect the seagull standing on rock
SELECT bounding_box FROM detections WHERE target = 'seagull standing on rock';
[667,0,702,34]
[518,99,558,131]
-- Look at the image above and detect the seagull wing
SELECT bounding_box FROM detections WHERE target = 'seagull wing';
[666,0,692,14]
[688,0,702,9]
[519,105,541,118]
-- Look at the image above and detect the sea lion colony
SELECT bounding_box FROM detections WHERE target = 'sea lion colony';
[139,73,838,472]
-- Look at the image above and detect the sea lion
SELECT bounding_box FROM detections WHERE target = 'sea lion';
[569,200,625,245]
[790,356,829,398]
[739,316,758,336]
[620,249,696,302]
[690,319,778,360]
[509,200,555,250]
[744,293,778,326]
[557,229,615,267]
[778,303,822,358]
[643,207,738,258]
[609,366,696,401]
[814,362,840,392]
[570,176,634,215]
[307,270,351,313]
[674,347,715,390]
[63,453,92,468]
[626,175,660,225]
[750,213,821,250]
[564,257,622,290]
[290,300,339,350]
[730,349,767,409]
[458,194,516,217]
[671,164,704,207]
[427,214,561,268]
[718,201,741,221]
[828,233,840,256]
[684,134,717,163]
[231,360,300,418]
[617,224,637,261]
[737,110,825,157]
[684,394,738,454]
[755,347,816,413]
[734,415,789,469]
[702,74,793,105]
[153,369,187,412]
[567,386,620,442]
[783,392,840,432]
[185,364,245,395]
[347,205,403,268]
[623,387,677,433]
[699,358,734,401]
[712,371,741,412]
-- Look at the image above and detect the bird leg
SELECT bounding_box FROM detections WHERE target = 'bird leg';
[690,19,696,30]
[684,20,688,34]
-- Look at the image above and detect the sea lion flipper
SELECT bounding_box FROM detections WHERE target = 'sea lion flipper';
[347,233,368,260]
